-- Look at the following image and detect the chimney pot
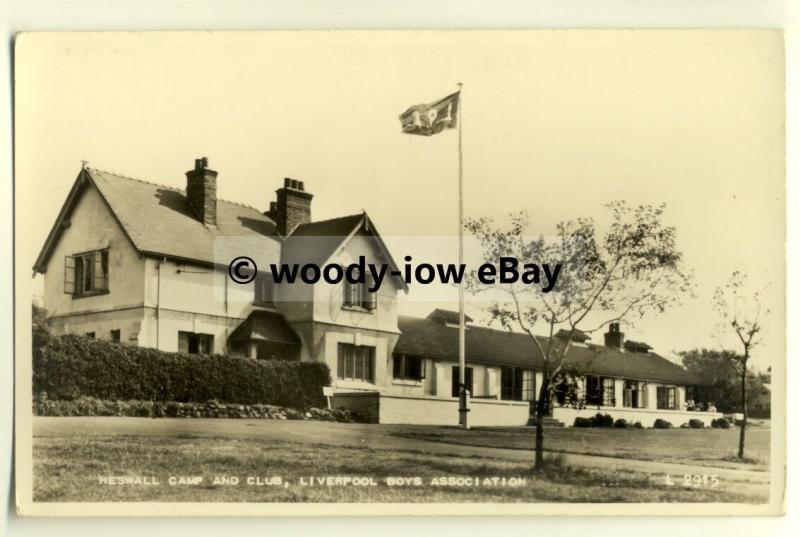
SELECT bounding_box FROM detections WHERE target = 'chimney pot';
[284,177,292,188]
[297,181,304,191]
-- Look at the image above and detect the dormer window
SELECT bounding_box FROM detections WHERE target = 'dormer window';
[64,249,109,297]
[427,309,472,329]
[342,270,377,311]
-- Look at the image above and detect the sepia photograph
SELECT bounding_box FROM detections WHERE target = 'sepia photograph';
[13,29,786,516]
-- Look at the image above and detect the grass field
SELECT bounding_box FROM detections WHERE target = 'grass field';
[388,424,771,471]
[33,420,769,503]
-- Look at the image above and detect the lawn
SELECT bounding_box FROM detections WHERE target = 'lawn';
[33,428,767,503]
[387,424,771,471]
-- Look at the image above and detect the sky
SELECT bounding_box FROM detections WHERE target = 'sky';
[15,30,784,370]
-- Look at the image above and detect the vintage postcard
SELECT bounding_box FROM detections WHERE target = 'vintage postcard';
[14,30,786,516]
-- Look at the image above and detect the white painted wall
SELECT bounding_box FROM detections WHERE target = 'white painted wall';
[43,185,146,318]
[553,406,722,428]
[379,394,529,426]
[311,232,402,334]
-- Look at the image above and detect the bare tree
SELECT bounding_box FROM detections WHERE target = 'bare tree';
[712,270,769,459]
[465,201,693,471]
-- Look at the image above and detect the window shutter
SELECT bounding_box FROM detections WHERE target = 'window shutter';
[101,250,109,290]
[64,256,76,294]
[368,285,378,310]
[343,282,352,307]
[420,358,426,379]
[393,355,402,378]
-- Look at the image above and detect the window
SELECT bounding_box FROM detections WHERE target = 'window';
[65,250,109,297]
[337,343,375,383]
[254,273,275,307]
[178,331,214,355]
[342,270,377,311]
[451,366,474,397]
[501,367,536,401]
[656,386,676,410]
[623,380,646,408]
[585,375,615,406]
[393,355,425,381]
[110,329,121,343]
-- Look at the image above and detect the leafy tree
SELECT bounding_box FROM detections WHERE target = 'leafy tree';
[465,201,693,470]
[712,271,769,459]
[678,348,767,412]
[32,302,51,344]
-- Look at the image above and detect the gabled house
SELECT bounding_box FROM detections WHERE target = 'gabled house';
[34,158,721,427]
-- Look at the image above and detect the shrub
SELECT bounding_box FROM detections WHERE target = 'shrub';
[32,395,353,422]
[613,418,628,428]
[632,421,644,429]
[33,333,331,408]
[652,418,673,429]
[687,419,705,429]
[593,413,614,428]
[573,417,593,428]
[711,417,731,429]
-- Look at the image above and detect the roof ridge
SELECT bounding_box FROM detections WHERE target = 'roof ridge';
[295,213,364,227]
[89,167,181,192]
[88,167,264,213]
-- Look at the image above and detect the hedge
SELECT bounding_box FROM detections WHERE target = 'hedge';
[33,333,331,408]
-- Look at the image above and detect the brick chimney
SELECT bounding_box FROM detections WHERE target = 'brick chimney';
[274,178,313,235]
[185,157,218,227]
[604,322,624,351]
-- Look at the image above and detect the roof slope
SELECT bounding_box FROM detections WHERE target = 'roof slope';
[35,168,280,270]
[395,315,699,385]
[282,213,408,292]
[282,214,364,266]
[228,310,300,345]
[90,169,280,264]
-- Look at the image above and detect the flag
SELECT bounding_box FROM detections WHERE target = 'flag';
[399,91,460,136]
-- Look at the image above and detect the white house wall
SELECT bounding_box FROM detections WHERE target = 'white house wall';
[43,185,146,339]
[313,233,402,334]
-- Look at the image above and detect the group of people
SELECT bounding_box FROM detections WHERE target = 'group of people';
[685,399,716,412]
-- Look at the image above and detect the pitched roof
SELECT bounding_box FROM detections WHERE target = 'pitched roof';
[396,315,547,369]
[395,315,699,385]
[282,213,409,292]
[228,310,301,345]
[35,168,281,271]
[282,214,365,266]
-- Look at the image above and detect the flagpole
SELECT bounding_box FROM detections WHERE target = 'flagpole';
[457,82,469,430]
